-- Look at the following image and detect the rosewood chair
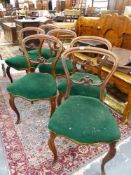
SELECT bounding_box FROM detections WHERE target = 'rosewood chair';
[39,29,77,76]
[57,36,112,105]
[48,46,120,175]
[5,27,56,82]
[39,24,58,34]
[7,34,63,124]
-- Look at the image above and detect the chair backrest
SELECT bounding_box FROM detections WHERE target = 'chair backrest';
[47,28,77,51]
[61,46,118,101]
[70,36,112,50]
[22,34,63,76]
[70,36,112,74]
[18,27,45,50]
[47,28,77,43]
[39,24,58,34]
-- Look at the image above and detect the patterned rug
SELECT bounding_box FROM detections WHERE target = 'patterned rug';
[0,77,131,175]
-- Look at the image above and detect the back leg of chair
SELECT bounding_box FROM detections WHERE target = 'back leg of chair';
[2,63,6,77]
[6,66,13,83]
[9,94,20,124]
[0,54,6,77]
[50,97,56,117]
[57,92,63,106]
[101,141,117,175]
[48,131,58,165]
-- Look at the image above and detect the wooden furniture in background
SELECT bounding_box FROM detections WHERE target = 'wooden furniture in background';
[56,0,66,12]
[115,0,131,14]
[75,14,131,123]
[2,22,17,43]
[76,14,131,49]
[15,19,40,41]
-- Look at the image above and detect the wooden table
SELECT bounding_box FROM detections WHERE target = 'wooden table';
[2,22,17,43]
[74,52,131,124]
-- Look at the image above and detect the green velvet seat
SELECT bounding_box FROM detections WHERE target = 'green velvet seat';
[58,72,106,99]
[39,57,73,75]
[7,73,57,100]
[49,96,120,143]
[5,48,55,70]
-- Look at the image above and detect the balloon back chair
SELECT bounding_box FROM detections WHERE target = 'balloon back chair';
[39,24,58,34]
[5,27,55,82]
[48,46,120,175]
[39,28,77,76]
[57,36,112,105]
[7,34,63,124]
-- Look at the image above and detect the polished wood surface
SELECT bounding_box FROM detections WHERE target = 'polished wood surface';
[55,22,76,29]
[75,14,131,49]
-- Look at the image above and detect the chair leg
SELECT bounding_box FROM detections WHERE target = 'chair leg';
[9,94,20,124]
[26,68,35,74]
[0,55,6,77]
[120,92,131,124]
[101,141,117,175]
[57,92,63,106]
[50,97,56,117]
[6,66,13,83]
[2,63,6,77]
[48,131,57,165]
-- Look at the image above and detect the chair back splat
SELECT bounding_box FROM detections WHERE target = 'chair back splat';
[22,34,63,77]
[18,27,45,51]
[38,29,77,77]
[57,36,114,105]
[5,27,45,83]
[61,46,118,101]
[47,28,77,50]
[70,36,112,50]
[39,24,58,34]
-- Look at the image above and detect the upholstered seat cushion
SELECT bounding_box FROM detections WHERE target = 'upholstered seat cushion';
[48,96,120,143]
[58,72,106,99]
[39,57,73,75]
[28,48,56,60]
[7,73,57,100]
[5,48,55,70]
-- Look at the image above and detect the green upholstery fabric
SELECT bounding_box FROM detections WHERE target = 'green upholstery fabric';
[28,48,56,60]
[48,96,120,143]
[58,72,106,99]
[5,48,54,70]
[7,73,57,100]
[39,57,74,75]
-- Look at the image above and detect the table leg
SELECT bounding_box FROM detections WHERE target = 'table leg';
[121,92,131,124]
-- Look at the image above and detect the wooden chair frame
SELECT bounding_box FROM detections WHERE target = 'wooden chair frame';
[57,36,112,105]
[48,46,119,175]
[9,34,63,124]
[47,28,77,48]
[39,24,58,34]
[6,27,45,83]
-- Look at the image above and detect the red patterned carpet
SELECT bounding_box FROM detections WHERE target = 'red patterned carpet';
[0,77,131,175]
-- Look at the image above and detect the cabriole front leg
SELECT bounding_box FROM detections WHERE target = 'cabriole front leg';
[6,66,13,83]
[48,131,57,165]
[101,141,117,175]
[9,94,20,124]
[50,97,56,117]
